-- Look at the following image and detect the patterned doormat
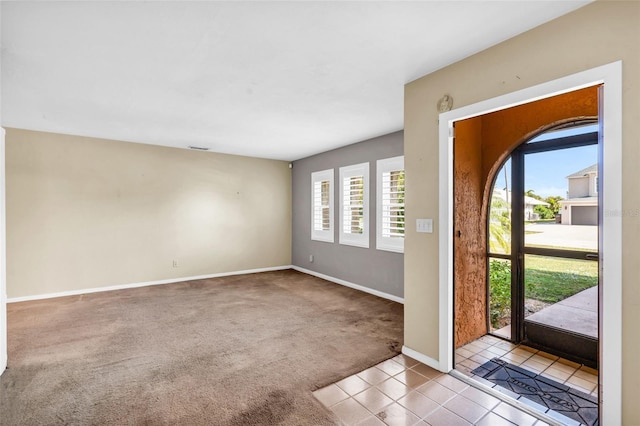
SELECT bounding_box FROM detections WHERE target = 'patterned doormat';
[472,358,598,426]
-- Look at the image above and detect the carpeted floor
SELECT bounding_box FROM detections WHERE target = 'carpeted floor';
[0,269,403,425]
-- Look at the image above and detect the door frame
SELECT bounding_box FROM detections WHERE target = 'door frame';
[512,134,599,367]
[0,128,6,374]
[438,61,622,425]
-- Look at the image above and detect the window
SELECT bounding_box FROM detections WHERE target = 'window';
[311,169,334,242]
[377,156,405,252]
[339,163,369,248]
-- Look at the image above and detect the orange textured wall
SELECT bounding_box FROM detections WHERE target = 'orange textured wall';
[454,117,487,345]
[453,86,598,348]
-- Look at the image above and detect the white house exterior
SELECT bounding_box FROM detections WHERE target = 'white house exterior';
[492,189,549,221]
[559,164,598,225]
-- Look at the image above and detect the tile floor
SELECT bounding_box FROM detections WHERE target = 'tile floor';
[454,334,599,399]
[313,334,599,426]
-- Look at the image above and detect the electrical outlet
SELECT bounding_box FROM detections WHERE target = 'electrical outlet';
[309,255,314,263]
[172,260,178,268]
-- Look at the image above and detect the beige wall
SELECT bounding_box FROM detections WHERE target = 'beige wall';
[5,129,292,298]
[404,1,639,423]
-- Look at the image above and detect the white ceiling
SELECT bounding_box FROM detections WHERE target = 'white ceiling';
[1,1,590,161]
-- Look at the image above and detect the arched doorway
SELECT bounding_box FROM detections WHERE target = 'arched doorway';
[448,85,603,424]
[452,86,600,351]
[439,61,622,425]
[487,121,599,367]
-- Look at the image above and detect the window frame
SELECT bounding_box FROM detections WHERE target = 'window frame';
[376,156,405,253]
[339,163,369,248]
[311,169,334,243]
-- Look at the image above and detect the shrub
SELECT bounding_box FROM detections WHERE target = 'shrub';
[489,259,511,329]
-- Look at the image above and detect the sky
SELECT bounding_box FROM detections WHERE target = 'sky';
[493,124,598,199]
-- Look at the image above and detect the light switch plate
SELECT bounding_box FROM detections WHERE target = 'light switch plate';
[416,218,433,233]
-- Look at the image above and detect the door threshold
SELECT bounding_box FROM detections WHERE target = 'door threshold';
[455,334,598,425]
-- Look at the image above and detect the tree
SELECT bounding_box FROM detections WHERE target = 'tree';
[525,189,543,201]
[545,196,564,215]
[489,195,511,253]
[533,195,564,219]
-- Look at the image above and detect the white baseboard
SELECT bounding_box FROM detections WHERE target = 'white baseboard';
[7,265,292,303]
[402,345,444,372]
[292,266,404,304]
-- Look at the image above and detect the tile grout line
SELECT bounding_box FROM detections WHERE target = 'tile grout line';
[318,339,598,425]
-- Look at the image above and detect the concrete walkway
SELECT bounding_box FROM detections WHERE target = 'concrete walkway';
[526,286,598,338]
[523,223,598,337]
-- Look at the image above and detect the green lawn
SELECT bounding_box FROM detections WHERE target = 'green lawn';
[525,255,598,303]
[488,255,598,328]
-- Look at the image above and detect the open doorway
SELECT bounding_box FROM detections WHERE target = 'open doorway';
[438,61,622,425]
[451,86,600,351]
[487,122,600,368]
[450,86,602,423]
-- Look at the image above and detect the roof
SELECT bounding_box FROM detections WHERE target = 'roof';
[525,196,550,206]
[566,164,598,178]
[559,196,598,205]
[493,189,550,206]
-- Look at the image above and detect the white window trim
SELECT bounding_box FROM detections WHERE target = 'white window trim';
[377,156,405,253]
[339,163,369,248]
[311,169,334,243]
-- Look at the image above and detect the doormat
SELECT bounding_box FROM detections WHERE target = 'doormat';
[472,358,598,426]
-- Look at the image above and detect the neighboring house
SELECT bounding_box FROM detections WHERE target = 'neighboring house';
[492,189,549,221]
[559,164,598,225]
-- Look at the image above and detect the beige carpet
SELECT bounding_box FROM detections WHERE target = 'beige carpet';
[0,270,403,425]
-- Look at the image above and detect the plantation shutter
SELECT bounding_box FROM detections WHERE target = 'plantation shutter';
[381,170,405,238]
[339,163,369,248]
[313,180,331,231]
[311,169,334,242]
[376,156,404,252]
[343,176,364,234]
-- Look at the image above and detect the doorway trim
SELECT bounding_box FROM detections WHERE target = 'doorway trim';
[0,128,6,374]
[438,61,622,425]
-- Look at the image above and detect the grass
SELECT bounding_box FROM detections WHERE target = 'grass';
[525,254,598,303]
[488,255,598,328]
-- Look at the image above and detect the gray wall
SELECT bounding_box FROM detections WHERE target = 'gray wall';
[292,131,404,299]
